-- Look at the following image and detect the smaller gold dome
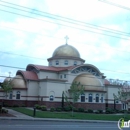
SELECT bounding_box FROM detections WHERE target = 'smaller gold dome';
[11,75,26,88]
[4,77,12,82]
[73,74,103,90]
[52,44,80,58]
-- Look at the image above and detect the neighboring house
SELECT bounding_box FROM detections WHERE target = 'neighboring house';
[0,43,127,110]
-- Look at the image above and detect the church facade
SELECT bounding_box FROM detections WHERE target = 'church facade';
[0,41,127,110]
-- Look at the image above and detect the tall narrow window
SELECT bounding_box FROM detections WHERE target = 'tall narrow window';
[64,60,68,65]
[56,60,59,65]
[64,74,66,78]
[16,91,20,99]
[96,94,99,102]
[81,94,85,102]
[9,91,13,99]
[122,103,127,110]
[74,61,77,66]
[101,94,103,103]
[88,93,93,102]
[50,95,54,101]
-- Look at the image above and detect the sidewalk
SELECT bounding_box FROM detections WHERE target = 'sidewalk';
[0,108,117,123]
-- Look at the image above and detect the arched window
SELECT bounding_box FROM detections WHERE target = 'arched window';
[81,94,85,102]
[16,91,20,99]
[9,91,13,99]
[64,60,68,65]
[50,95,54,101]
[101,94,103,103]
[96,94,99,102]
[55,60,59,65]
[74,61,77,66]
[88,93,93,102]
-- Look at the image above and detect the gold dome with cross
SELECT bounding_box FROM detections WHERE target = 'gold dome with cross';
[52,36,80,58]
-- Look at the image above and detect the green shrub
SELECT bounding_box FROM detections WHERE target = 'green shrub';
[98,109,103,113]
[2,109,8,113]
[78,108,84,112]
[21,104,26,107]
[56,107,62,112]
[88,109,93,113]
[106,108,115,114]
[34,104,40,109]
[95,110,100,114]
[64,106,71,111]
[50,107,55,112]
[84,110,88,113]
[41,105,47,111]
[13,104,19,107]
[73,107,78,112]
[4,103,9,107]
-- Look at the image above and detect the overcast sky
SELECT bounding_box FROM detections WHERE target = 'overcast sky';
[0,0,130,82]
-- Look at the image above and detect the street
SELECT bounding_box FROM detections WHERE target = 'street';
[0,120,121,130]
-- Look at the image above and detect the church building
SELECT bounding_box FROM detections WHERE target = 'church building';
[0,38,125,111]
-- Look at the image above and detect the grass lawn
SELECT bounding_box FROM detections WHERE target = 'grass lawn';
[11,107,129,121]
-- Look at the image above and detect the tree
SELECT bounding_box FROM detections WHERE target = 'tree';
[113,85,130,118]
[61,91,64,109]
[1,79,13,99]
[64,81,84,116]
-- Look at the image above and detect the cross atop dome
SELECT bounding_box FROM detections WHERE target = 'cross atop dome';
[64,35,69,45]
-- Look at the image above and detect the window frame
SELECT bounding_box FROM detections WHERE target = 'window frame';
[95,94,99,103]
[81,94,85,102]
[101,94,104,103]
[16,91,20,100]
[55,60,59,65]
[9,91,13,99]
[50,95,54,101]
[74,61,77,66]
[64,60,68,65]
[88,93,93,102]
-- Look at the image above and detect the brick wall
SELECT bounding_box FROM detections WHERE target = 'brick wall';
[0,99,122,110]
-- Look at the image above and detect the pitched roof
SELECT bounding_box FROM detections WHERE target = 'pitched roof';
[16,70,38,81]
[104,79,110,85]
[26,64,75,72]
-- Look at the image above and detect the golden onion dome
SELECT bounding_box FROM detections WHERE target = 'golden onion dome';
[73,74,103,90]
[4,77,12,82]
[52,44,80,58]
[11,75,26,88]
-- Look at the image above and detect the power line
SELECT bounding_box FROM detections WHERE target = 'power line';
[99,0,130,11]
[1,0,130,36]
[0,50,47,60]
[0,2,130,37]
[0,3,129,40]
[0,65,25,70]
[1,25,130,55]
[0,9,129,41]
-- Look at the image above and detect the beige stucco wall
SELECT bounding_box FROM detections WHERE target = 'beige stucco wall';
[38,71,58,79]
[49,59,83,67]
[27,80,39,101]
[105,85,121,104]
[39,81,48,101]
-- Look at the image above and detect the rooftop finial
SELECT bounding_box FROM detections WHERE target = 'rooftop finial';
[64,35,69,45]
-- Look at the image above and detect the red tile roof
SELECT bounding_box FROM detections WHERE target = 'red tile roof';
[26,64,75,72]
[104,79,110,85]
[16,70,38,81]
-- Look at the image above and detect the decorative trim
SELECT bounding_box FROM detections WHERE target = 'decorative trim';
[71,65,100,76]
[13,88,27,90]
[21,96,39,98]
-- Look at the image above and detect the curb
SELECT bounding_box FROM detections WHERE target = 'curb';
[0,117,117,123]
